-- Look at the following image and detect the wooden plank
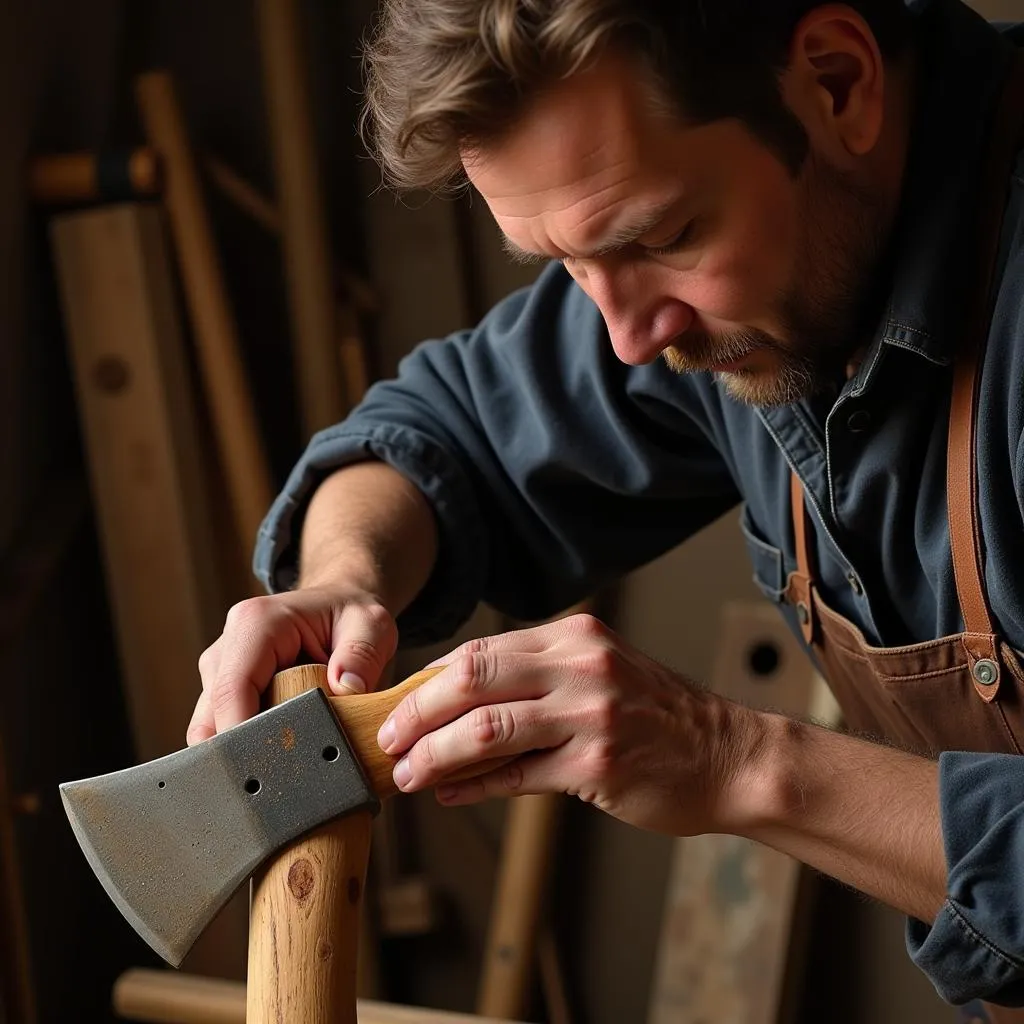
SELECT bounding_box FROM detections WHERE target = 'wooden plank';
[647,600,840,1024]
[50,203,246,978]
[135,72,274,576]
[256,0,347,437]
[114,968,529,1024]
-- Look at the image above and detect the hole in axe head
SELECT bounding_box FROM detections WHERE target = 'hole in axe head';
[322,745,340,762]
[244,778,262,795]
[157,781,165,789]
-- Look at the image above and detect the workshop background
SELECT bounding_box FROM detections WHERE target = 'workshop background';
[0,1,1018,1022]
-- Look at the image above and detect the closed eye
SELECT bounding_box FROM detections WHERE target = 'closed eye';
[642,220,698,257]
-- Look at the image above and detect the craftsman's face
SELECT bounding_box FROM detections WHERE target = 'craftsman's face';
[463,54,891,406]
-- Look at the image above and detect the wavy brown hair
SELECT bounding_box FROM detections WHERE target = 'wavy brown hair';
[361,0,916,193]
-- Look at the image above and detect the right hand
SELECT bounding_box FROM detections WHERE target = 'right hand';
[187,585,398,745]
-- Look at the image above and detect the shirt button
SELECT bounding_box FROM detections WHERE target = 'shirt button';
[847,572,863,595]
[847,409,872,433]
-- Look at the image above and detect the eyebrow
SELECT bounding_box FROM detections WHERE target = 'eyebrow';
[500,196,681,265]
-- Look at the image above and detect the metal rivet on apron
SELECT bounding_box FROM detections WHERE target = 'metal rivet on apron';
[796,602,810,626]
[972,659,999,686]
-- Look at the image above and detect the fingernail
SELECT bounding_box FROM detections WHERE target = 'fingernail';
[393,757,412,790]
[336,671,367,694]
[436,784,459,803]
[377,718,396,753]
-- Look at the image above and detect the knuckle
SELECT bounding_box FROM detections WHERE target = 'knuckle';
[400,688,424,730]
[575,643,620,680]
[210,683,240,719]
[224,596,271,630]
[500,761,524,793]
[360,599,396,635]
[471,705,515,749]
[197,645,215,675]
[448,636,488,663]
[586,692,619,733]
[452,651,493,695]
[186,722,212,745]
[566,612,607,640]
[341,636,384,664]
[580,737,616,781]
[417,733,438,771]
[354,601,398,650]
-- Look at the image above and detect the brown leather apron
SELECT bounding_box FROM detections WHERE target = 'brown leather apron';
[783,52,1024,1023]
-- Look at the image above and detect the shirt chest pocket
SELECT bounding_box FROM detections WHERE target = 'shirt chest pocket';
[739,504,786,603]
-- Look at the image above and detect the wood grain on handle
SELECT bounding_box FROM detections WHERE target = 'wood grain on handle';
[248,665,370,1024]
[328,665,514,797]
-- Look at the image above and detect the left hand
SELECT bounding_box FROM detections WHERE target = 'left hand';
[375,613,762,836]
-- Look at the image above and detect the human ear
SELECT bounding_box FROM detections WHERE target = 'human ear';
[783,5,885,158]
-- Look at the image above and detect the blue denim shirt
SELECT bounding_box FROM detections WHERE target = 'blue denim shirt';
[254,0,1024,1007]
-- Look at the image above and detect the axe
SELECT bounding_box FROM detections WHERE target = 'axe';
[60,663,506,1022]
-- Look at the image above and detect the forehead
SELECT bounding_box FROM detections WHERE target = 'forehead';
[463,54,683,218]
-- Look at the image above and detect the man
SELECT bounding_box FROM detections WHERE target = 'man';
[190,0,1024,1015]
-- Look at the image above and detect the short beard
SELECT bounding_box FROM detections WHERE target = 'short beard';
[664,152,890,408]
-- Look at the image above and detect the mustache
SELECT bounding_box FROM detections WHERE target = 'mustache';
[663,326,777,372]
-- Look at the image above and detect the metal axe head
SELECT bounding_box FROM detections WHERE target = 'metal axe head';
[59,688,379,967]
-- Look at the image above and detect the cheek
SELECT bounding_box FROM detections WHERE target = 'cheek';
[677,185,799,325]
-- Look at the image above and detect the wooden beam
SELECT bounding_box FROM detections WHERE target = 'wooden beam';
[256,0,347,437]
[28,149,162,204]
[114,968,528,1024]
[135,72,274,575]
[476,792,563,1020]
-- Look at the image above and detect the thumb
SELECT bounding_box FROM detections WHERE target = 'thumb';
[326,600,398,695]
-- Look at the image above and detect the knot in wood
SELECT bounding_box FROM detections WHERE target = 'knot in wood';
[287,858,316,904]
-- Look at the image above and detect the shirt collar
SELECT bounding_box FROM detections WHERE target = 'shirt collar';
[876,0,1016,367]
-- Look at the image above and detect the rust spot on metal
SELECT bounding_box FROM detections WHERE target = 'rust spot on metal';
[287,858,315,904]
[280,726,295,751]
[317,937,333,962]
[347,876,361,905]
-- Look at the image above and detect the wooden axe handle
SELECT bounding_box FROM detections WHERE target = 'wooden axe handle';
[248,663,511,1024]
[326,665,510,797]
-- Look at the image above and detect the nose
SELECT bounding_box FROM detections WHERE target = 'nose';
[580,262,695,365]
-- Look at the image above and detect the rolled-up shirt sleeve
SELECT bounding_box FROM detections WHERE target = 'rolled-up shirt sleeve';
[907,751,1024,1007]
[253,262,740,646]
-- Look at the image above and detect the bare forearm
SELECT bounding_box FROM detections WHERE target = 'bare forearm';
[725,709,946,922]
[298,460,438,616]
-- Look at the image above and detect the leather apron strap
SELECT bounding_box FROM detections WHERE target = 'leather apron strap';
[947,50,1024,702]
[789,472,817,646]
